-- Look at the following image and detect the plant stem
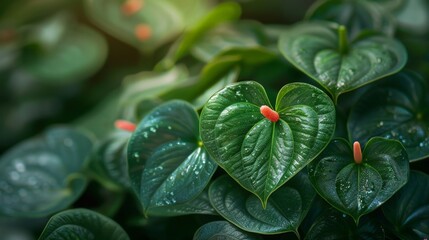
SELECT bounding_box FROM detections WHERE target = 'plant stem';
[338,25,349,54]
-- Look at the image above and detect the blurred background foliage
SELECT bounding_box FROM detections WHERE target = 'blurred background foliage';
[1,0,429,239]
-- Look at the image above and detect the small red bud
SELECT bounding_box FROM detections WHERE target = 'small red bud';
[115,120,136,132]
[135,24,152,41]
[122,0,143,16]
[353,141,362,164]
[260,105,279,122]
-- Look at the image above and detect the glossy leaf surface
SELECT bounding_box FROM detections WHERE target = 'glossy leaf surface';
[193,221,262,240]
[306,0,395,38]
[127,100,217,216]
[348,71,429,161]
[200,81,335,206]
[209,173,315,235]
[308,137,409,222]
[278,21,407,101]
[38,208,129,240]
[0,127,92,217]
[382,171,429,239]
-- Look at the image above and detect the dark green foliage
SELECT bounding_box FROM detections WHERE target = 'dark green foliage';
[1,0,428,239]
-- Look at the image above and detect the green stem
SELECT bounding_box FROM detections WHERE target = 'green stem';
[338,25,349,54]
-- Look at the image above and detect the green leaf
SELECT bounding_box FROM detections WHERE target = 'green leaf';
[191,21,267,63]
[304,207,385,240]
[200,81,335,206]
[348,71,429,161]
[161,2,241,66]
[119,65,189,109]
[38,208,130,240]
[382,170,429,239]
[0,127,92,217]
[394,0,429,33]
[22,22,107,84]
[144,187,217,217]
[85,0,210,52]
[308,137,409,222]
[87,131,131,191]
[209,172,315,235]
[127,100,217,216]
[306,0,395,38]
[193,221,262,240]
[278,21,407,101]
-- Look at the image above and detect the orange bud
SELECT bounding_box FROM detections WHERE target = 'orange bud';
[115,120,137,132]
[260,105,279,122]
[134,24,152,41]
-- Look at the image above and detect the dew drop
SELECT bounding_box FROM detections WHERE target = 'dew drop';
[15,161,26,172]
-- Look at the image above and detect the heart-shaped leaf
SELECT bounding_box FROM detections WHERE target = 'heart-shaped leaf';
[382,170,429,239]
[127,100,217,216]
[306,0,395,38]
[304,206,385,240]
[200,81,335,206]
[209,172,316,235]
[38,208,129,240]
[278,21,407,101]
[0,127,92,217]
[348,71,429,161]
[85,0,210,52]
[193,221,262,240]
[308,137,409,222]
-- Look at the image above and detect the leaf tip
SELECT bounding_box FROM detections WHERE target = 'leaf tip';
[115,120,136,132]
[353,141,362,164]
[260,105,279,122]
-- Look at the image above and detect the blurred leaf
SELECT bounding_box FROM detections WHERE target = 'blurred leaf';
[21,23,108,85]
[193,221,262,240]
[308,138,409,222]
[127,100,217,216]
[0,0,74,26]
[278,21,407,102]
[209,172,315,235]
[382,170,429,239]
[0,127,92,217]
[394,0,429,34]
[348,71,429,161]
[120,65,189,110]
[161,2,241,66]
[306,0,395,38]
[85,0,211,52]
[200,81,335,206]
[38,208,129,240]
[191,21,267,63]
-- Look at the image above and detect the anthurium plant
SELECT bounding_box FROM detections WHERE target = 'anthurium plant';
[0,0,428,239]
